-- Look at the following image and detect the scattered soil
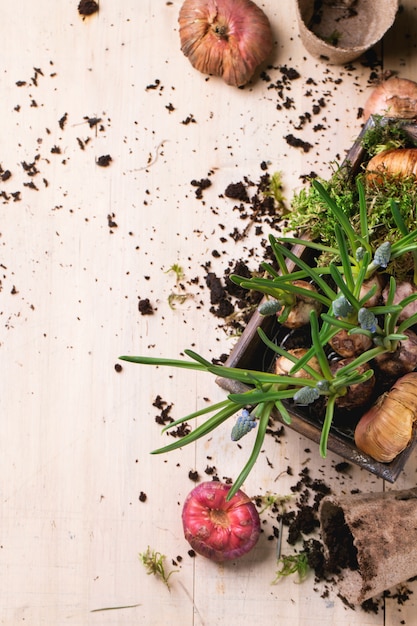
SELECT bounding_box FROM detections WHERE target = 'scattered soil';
[97,154,112,167]
[78,0,99,17]
[191,177,212,199]
[284,133,313,152]
[138,298,154,315]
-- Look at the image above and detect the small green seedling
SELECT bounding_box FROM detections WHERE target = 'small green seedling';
[272,552,310,584]
[139,546,178,590]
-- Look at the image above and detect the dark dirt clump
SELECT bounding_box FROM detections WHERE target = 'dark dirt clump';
[204,260,263,329]
[224,181,250,203]
[285,133,313,152]
[138,298,154,315]
[78,0,99,16]
[97,154,112,167]
[191,177,212,199]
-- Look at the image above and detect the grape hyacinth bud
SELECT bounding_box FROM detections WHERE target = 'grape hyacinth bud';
[258,298,282,316]
[293,386,320,406]
[316,379,330,392]
[372,241,391,269]
[332,294,354,319]
[231,409,257,441]
[355,246,366,262]
[358,307,378,333]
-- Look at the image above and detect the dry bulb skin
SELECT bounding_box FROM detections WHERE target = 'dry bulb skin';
[330,359,375,411]
[366,148,417,183]
[374,328,417,379]
[274,348,321,379]
[178,0,273,87]
[384,280,417,324]
[363,77,417,120]
[278,280,322,329]
[354,372,417,462]
[328,328,373,359]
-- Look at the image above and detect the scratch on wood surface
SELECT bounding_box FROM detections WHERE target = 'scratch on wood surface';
[178,581,205,626]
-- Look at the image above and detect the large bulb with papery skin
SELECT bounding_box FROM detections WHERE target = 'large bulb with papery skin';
[178,0,274,87]
[182,481,261,561]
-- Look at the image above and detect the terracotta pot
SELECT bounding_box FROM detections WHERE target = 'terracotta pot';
[296,0,399,65]
[319,487,417,603]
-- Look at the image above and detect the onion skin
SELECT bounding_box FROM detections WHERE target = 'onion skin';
[382,280,417,324]
[366,148,417,183]
[374,328,417,379]
[359,275,384,308]
[274,348,321,379]
[363,77,417,120]
[354,372,417,462]
[178,0,273,87]
[328,329,373,359]
[330,359,375,411]
[182,481,260,562]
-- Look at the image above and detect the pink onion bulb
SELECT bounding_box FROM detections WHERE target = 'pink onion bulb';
[178,0,274,87]
[363,77,417,120]
[182,481,261,561]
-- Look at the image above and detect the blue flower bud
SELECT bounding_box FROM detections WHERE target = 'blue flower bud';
[258,299,282,316]
[358,307,378,333]
[316,379,330,392]
[293,386,320,406]
[231,409,257,441]
[372,241,391,269]
[332,294,354,319]
[355,246,366,262]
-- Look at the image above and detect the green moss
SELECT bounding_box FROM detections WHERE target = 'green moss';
[286,168,357,259]
[360,116,413,156]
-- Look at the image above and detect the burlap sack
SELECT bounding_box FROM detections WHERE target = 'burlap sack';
[319,488,417,604]
[296,0,399,64]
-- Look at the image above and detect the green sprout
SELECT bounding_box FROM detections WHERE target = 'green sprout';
[139,546,178,590]
[273,552,310,583]
[165,263,193,309]
[166,263,185,281]
[264,171,287,208]
[255,493,292,515]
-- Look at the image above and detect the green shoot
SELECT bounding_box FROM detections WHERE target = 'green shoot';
[139,547,178,590]
[264,171,287,208]
[255,493,292,515]
[165,263,185,281]
[273,552,310,583]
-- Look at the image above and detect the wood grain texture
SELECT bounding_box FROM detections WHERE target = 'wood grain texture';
[1,1,416,624]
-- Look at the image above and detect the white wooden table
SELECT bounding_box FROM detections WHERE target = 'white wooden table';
[1,1,416,624]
